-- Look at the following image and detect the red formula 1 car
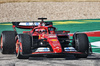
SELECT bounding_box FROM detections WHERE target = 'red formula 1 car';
[0,18,92,59]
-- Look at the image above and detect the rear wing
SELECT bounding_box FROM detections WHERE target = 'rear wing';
[12,21,53,29]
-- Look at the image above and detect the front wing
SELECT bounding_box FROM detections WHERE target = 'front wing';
[21,47,85,57]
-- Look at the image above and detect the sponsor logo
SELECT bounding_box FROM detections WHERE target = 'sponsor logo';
[35,47,50,52]
[48,35,57,38]
[35,22,40,26]
[26,22,29,26]
[64,47,76,51]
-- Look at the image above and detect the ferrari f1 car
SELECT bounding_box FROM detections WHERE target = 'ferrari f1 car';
[0,18,92,59]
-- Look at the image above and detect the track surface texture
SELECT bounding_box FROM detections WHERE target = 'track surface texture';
[0,0,100,3]
[0,2,100,22]
[0,50,100,66]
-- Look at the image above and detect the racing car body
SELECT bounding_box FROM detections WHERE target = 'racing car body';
[0,18,92,59]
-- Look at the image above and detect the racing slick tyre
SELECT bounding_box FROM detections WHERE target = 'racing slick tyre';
[16,34,31,59]
[73,33,89,58]
[16,46,29,59]
[1,31,16,54]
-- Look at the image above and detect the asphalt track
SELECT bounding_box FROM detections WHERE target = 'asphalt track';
[0,50,100,66]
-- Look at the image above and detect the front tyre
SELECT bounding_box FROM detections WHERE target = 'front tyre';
[16,34,31,59]
[16,46,29,59]
[73,33,89,58]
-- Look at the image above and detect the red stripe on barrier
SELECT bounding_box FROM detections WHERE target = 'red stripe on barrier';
[69,31,100,37]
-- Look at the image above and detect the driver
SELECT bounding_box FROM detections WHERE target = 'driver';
[41,29,47,34]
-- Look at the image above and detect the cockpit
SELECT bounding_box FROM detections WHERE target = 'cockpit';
[48,27,55,34]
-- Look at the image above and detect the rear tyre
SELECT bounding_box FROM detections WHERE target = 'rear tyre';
[73,33,89,58]
[1,31,16,54]
[16,34,31,59]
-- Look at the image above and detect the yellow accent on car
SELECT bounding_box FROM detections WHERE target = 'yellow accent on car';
[39,35,41,39]
[51,39,57,41]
